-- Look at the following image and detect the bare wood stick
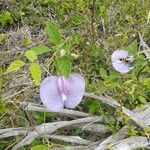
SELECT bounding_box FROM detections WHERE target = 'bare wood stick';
[95,104,150,150]
[20,93,150,128]
[45,135,92,145]
[0,127,31,138]
[1,93,148,149]
[0,123,107,140]
[52,145,86,150]
[135,103,150,127]
[12,116,102,150]
[21,92,150,128]
[111,136,150,150]
[84,92,149,128]
[78,124,108,135]
[0,119,105,140]
[22,94,150,128]
[84,92,120,108]
[139,33,150,61]
[21,102,91,118]
[95,126,128,150]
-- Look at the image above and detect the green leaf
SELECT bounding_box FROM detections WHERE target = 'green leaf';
[0,33,6,43]
[69,14,84,26]
[88,101,100,114]
[5,60,25,74]
[25,50,37,62]
[138,96,147,104]
[30,63,42,86]
[142,78,150,89]
[0,102,8,114]
[0,11,13,25]
[124,40,137,55]
[99,68,107,80]
[31,45,52,55]
[56,56,71,77]
[132,58,147,75]
[21,37,31,48]
[16,116,28,126]
[46,21,61,45]
[31,145,48,150]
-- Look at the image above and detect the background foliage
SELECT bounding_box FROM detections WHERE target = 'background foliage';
[0,0,150,149]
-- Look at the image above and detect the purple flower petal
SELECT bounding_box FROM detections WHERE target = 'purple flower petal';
[57,76,69,95]
[127,56,134,63]
[40,76,64,112]
[112,50,128,62]
[64,73,85,108]
[112,61,130,73]
[111,50,134,73]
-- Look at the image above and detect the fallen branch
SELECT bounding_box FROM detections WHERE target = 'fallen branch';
[52,145,86,150]
[95,103,150,150]
[139,33,150,61]
[84,92,149,128]
[134,103,150,127]
[21,102,91,118]
[95,126,128,150]
[1,92,149,149]
[0,127,31,139]
[45,135,92,145]
[12,116,102,150]
[84,92,120,108]
[0,120,106,140]
[78,124,108,135]
[111,136,150,150]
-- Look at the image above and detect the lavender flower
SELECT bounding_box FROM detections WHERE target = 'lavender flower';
[111,50,134,73]
[40,73,85,112]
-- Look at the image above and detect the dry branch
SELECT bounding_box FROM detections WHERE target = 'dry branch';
[21,102,90,118]
[0,119,106,140]
[78,124,108,134]
[139,33,150,61]
[1,92,149,150]
[45,135,92,145]
[111,136,150,150]
[84,92,120,108]
[95,126,128,150]
[134,103,150,127]
[84,92,150,128]
[52,145,86,150]
[0,127,30,138]
[12,116,102,150]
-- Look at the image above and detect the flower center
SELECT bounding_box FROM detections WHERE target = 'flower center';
[57,76,69,101]
[119,56,134,63]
